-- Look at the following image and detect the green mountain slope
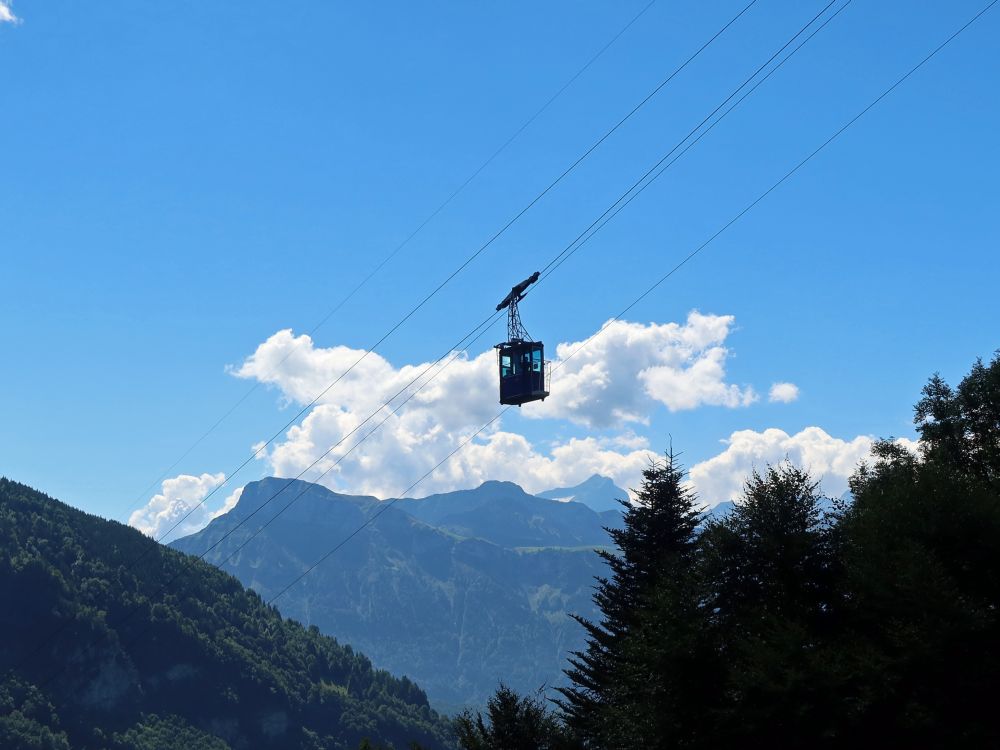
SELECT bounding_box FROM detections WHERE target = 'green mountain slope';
[0,477,455,750]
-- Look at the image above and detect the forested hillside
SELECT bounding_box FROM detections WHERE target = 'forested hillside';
[0,479,455,750]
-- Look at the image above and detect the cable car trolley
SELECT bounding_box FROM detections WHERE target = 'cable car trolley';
[495,271,550,406]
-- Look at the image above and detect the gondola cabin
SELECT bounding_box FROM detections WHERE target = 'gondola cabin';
[494,270,550,406]
[497,340,549,406]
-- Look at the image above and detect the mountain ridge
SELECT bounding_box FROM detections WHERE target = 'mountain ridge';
[173,477,612,710]
[394,479,619,549]
[536,474,630,513]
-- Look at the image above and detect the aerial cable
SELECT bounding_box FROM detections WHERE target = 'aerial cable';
[94,0,833,588]
[142,0,761,547]
[540,0,853,282]
[536,0,846,282]
[265,0,999,605]
[213,315,506,570]
[18,0,786,667]
[252,0,856,597]
[20,0,996,692]
[183,0,844,574]
[8,306,506,680]
[115,318,510,666]
[120,312,505,636]
[0,0,848,678]
[195,311,505,566]
[115,0,660,522]
[267,409,507,605]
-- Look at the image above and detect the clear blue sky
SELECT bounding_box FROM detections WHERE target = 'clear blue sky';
[2,0,997,523]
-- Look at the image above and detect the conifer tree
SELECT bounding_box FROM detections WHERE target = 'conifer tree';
[455,685,575,750]
[914,352,1000,481]
[556,451,702,747]
[698,463,837,745]
[835,352,1000,745]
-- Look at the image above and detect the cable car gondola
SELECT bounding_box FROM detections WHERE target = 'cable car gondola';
[495,271,550,406]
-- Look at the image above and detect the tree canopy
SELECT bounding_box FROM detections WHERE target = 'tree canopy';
[0,479,455,749]
[464,351,1000,749]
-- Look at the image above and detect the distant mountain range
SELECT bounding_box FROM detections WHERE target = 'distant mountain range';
[394,479,624,549]
[172,476,629,710]
[536,474,630,513]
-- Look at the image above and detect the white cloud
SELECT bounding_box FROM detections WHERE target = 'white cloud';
[532,312,757,426]
[687,427,921,508]
[768,382,800,403]
[230,328,498,431]
[129,473,229,543]
[893,437,921,456]
[227,312,766,499]
[0,2,20,24]
[216,485,245,518]
[232,312,756,434]
[257,400,656,500]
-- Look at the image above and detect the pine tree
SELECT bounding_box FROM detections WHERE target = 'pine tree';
[455,684,576,750]
[556,451,702,748]
[698,463,837,745]
[915,352,1000,481]
[834,353,1000,745]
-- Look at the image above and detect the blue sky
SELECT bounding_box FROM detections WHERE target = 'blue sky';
[2,0,997,533]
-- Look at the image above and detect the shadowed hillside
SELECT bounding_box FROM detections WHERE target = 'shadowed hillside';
[0,478,454,750]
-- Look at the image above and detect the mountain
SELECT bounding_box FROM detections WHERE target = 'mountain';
[394,480,615,548]
[536,474,629,514]
[172,478,608,711]
[0,477,454,750]
[700,492,844,526]
[701,500,735,523]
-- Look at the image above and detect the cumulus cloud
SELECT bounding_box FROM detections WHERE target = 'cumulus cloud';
[532,312,757,426]
[217,485,244,517]
[253,396,656,500]
[230,328,498,431]
[0,2,19,24]
[234,310,757,429]
[129,473,239,542]
[226,312,765,498]
[768,382,800,403]
[688,427,920,508]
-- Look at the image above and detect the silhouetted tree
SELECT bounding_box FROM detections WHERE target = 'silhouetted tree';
[455,685,576,750]
[557,452,702,747]
[915,352,1000,480]
[698,463,838,745]
[834,352,1000,745]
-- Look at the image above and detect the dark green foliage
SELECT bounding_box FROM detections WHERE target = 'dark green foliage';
[110,714,231,749]
[914,354,1000,480]
[455,685,578,750]
[557,453,703,748]
[832,352,1000,746]
[548,351,1000,747]
[698,464,838,744]
[0,676,70,750]
[6,351,999,748]
[0,479,455,749]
